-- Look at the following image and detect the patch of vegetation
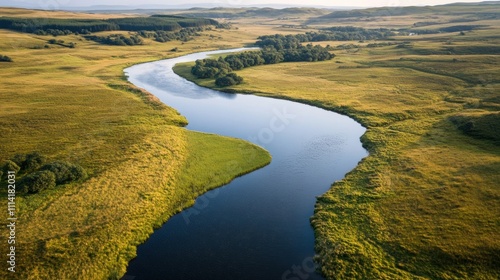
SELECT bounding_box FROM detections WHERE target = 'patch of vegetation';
[0,15,218,35]
[47,38,76,48]
[137,27,207,43]
[258,29,394,45]
[215,72,244,87]
[85,34,143,46]
[2,152,88,194]
[191,35,334,86]
[450,113,500,144]
[0,54,12,61]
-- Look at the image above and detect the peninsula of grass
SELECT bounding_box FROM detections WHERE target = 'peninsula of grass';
[0,8,272,279]
[173,14,500,280]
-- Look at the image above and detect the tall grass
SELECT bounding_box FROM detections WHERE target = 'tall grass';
[0,10,276,279]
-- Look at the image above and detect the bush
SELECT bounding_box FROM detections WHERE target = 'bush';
[215,73,243,87]
[0,55,12,62]
[23,152,46,173]
[1,160,20,178]
[41,161,87,184]
[19,170,56,194]
[10,154,26,167]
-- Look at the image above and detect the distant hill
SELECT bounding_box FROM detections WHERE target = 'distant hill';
[308,1,500,22]
[173,7,331,19]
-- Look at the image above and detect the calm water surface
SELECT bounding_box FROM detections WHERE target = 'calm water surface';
[124,49,367,280]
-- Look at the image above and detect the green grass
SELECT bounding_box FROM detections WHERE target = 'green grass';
[173,18,500,279]
[0,9,274,279]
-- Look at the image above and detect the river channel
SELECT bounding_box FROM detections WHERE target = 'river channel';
[124,48,367,280]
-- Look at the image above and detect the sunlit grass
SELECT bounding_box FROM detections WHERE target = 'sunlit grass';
[0,10,275,279]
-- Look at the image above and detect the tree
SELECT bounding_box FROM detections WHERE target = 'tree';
[215,73,243,87]
[2,160,20,179]
[10,154,26,168]
[41,161,87,184]
[23,152,45,173]
[19,170,56,194]
[215,76,236,87]
[0,55,12,62]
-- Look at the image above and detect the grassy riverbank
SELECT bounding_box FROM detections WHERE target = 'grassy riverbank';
[173,24,500,279]
[0,8,272,279]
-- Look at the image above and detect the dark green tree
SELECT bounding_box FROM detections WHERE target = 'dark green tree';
[19,170,56,194]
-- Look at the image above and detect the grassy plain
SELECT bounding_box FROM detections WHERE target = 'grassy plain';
[0,7,272,279]
[174,12,500,280]
[1,5,499,280]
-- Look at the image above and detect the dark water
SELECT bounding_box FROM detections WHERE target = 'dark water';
[124,49,367,280]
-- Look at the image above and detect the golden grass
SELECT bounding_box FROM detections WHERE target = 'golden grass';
[0,10,276,279]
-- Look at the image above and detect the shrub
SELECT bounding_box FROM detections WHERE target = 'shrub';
[19,170,56,194]
[10,154,26,167]
[23,152,46,173]
[0,55,12,62]
[3,160,21,173]
[1,160,20,179]
[215,73,243,87]
[41,161,87,184]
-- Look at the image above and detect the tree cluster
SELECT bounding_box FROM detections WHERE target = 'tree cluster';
[0,15,218,35]
[257,28,394,47]
[47,39,76,48]
[86,34,143,46]
[191,57,245,86]
[137,27,205,43]
[191,34,335,87]
[1,152,87,194]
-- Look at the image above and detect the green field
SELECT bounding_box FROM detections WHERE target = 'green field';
[1,3,500,279]
[173,5,500,279]
[0,7,272,279]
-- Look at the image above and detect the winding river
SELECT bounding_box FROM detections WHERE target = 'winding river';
[124,48,367,280]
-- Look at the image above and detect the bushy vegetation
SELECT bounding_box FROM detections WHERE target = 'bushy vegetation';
[450,113,500,144]
[1,160,20,178]
[86,34,143,46]
[137,27,206,43]
[0,54,12,62]
[19,170,57,194]
[1,152,87,194]
[0,15,218,35]
[109,16,217,32]
[257,30,394,46]
[216,73,244,87]
[40,161,88,184]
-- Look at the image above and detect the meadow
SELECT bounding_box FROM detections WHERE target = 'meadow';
[1,4,499,279]
[0,7,272,279]
[173,6,500,279]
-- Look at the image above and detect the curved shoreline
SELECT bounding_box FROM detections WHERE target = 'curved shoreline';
[124,48,367,279]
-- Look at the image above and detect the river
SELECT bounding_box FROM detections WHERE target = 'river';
[124,48,367,280]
